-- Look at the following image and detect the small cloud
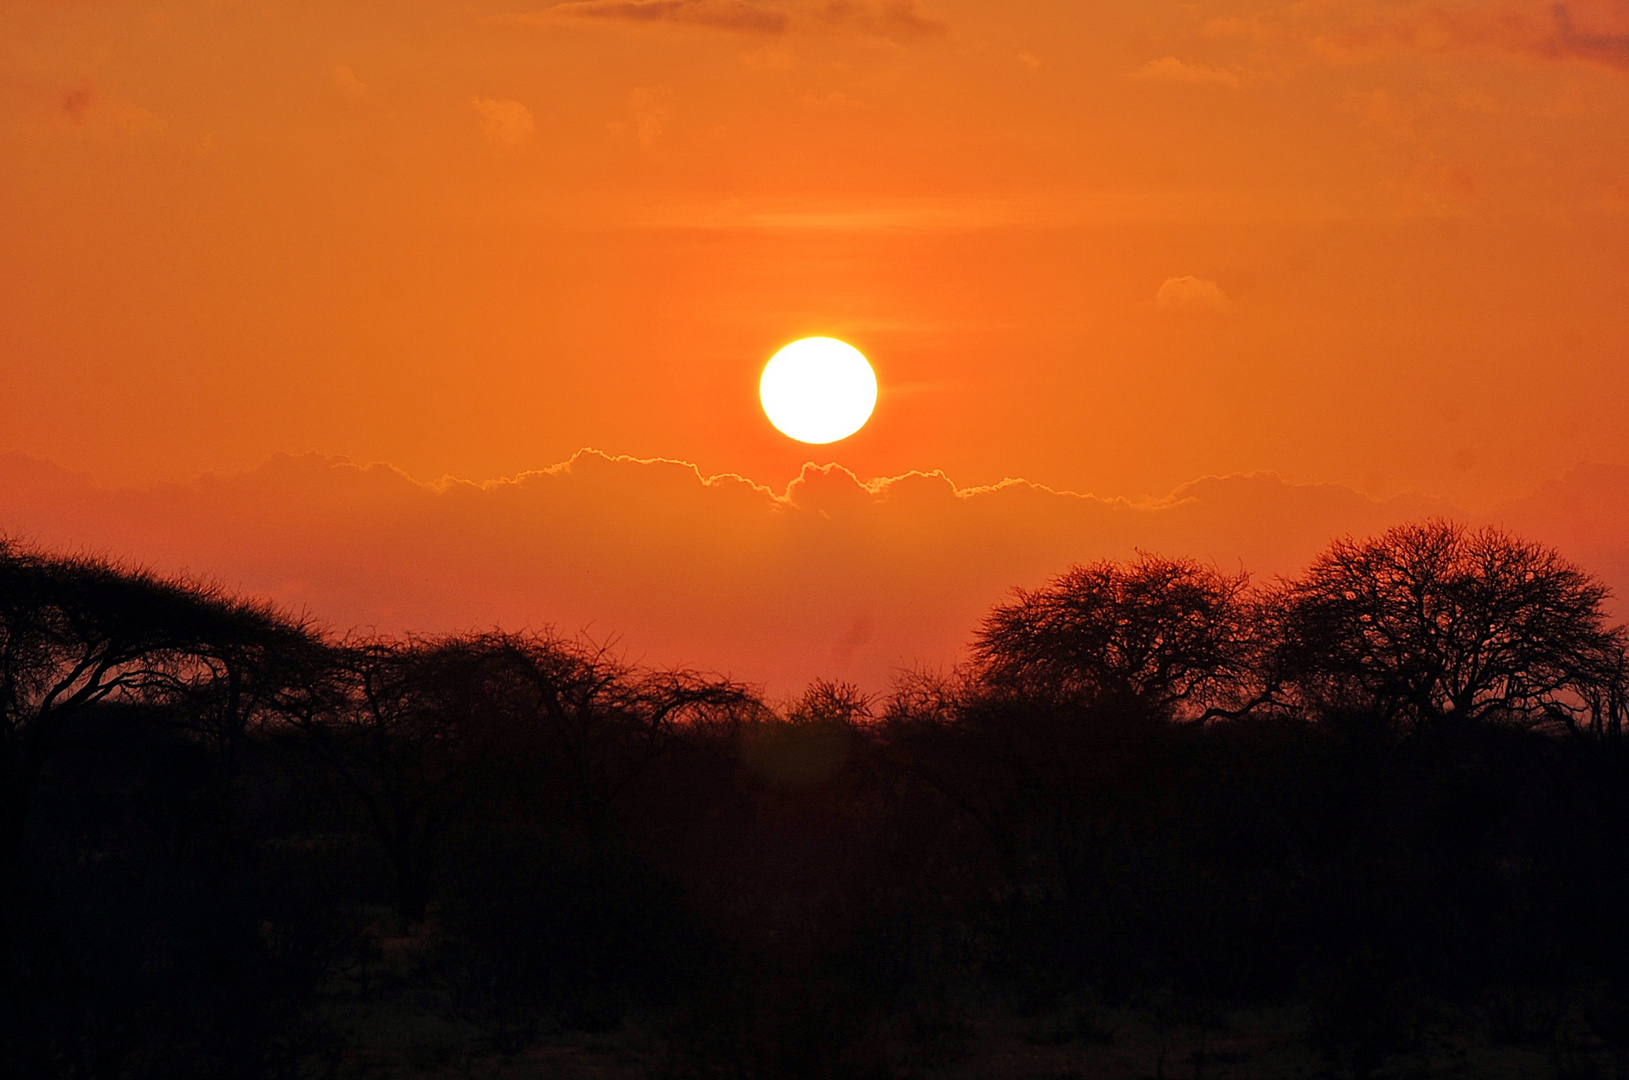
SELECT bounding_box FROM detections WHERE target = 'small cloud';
[739,45,796,68]
[628,85,671,146]
[472,96,535,149]
[1604,180,1629,214]
[1203,15,1255,40]
[832,612,875,664]
[1156,276,1229,313]
[798,89,863,109]
[1438,162,1478,199]
[495,0,947,41]
[1346,88,1419,140]
[1129,55,1241,86]
[331,63,368,100]
[106,101,166,137]
[60,82,93,122]
[53,82,164,138]
[1018,51,1042,70]
[823,0,946,41]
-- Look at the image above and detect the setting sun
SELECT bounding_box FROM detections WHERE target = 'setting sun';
[759,337,878,445]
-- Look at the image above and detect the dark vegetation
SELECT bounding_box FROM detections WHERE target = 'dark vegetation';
[7,521,1629,1078]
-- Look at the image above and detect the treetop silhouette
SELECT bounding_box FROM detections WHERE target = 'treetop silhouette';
[1274,519,1626,731]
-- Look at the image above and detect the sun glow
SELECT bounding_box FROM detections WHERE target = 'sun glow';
[759,338,878,445]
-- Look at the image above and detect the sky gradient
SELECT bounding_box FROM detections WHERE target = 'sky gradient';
[4,0,1629,684]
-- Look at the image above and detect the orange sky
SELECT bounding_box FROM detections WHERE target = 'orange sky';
[4,0,1629,685]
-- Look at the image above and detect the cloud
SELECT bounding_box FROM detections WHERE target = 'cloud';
[1550,2,1629,69]
[471,95,535,148]
[1345,88,1420,140]
[521,0,791,32]
[495,0,947,40]
[629,85,671,144]
[60,82,92,121]
[52,82,165,138]
[1129,56,1242,87]
[331,63,368,100]
[1156,276,1229,313]
[1604,180,1629,214]
[798,89,864,109]
[607,86,673,146]
[807,0,946,39]
[1226,1,1629,74]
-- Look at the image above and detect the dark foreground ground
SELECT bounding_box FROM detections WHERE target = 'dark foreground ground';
[302,917,1618,1080]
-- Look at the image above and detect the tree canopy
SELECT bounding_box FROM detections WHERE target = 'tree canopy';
[1274,520,1626,730]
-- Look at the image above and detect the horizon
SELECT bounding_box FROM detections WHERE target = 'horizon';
[5,442,1629,694]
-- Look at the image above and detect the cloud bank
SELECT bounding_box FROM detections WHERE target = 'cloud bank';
[17,449,1628,693]
[4,450,1628,694]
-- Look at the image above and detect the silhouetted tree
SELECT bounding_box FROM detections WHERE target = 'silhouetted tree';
[476,632,754,837]
[0,539,309,875]
[1276,521,1626,730]
[972,553,1257,719]
[287,635,511,921]
[740,680,871,791]
[293,631,751,920]
[159,609,324,788]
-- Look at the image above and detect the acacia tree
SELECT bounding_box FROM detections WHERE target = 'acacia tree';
[972,553,1258,719]
[287,636,514,922]
[909,555,1265,935]
[941,553,1264,851]
[1276,520,1627,731]
[480,632,754,836]
[293,631,751,921]
[0,539,311,873]
[160,609,325,787]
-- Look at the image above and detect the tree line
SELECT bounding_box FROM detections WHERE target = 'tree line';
[5,520,1629,1077]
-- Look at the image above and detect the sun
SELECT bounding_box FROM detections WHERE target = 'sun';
[759,338,878,445]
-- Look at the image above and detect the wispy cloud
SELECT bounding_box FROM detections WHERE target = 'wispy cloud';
[494,0,947,40]
[52,81,166,138]
[610,85,672,147]
[1156,276,1229,313]
[472,95,535,149]
[1217,1,1629,74]
[1129,56,1242,87]
[331,63,368,100]
[797,89,864,109]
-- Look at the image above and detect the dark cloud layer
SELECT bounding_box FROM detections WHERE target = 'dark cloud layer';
[2,450,1624,693]
[1220,1,1629,74]
[500,0,947,39]
[1550,3,1629,69]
